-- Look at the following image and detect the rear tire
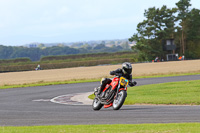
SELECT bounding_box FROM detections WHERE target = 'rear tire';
[92,98,103,110]
[113,90,127,110]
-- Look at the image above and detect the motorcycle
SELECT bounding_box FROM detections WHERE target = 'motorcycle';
[92,75,133,110]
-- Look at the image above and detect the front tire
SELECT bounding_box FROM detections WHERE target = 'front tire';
[113,90,127,110]
[92,98,103,110]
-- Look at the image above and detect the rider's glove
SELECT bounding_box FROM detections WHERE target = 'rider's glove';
[133,81,137,86]
[129,81,137,87]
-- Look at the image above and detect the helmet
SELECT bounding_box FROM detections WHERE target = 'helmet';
[122,62,132,75]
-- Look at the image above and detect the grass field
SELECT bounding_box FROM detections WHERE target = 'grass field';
[0,123,200,133]
[0,60,200,86]
[125,80,200,105]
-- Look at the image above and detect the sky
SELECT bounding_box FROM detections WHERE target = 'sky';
[0,0,199,46]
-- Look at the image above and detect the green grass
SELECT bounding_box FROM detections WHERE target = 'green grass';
[0,78,101,89]
[89,80,200,105]
[125,80,200,105]
[132,72,200,79]
[0,123,200,133]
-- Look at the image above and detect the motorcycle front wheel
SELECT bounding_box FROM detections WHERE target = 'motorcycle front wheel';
[92,98,103,110]
[113,90,127,110]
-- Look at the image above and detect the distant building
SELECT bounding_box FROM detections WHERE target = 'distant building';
[162,39,178,61]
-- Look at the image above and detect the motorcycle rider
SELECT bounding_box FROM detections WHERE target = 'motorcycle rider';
[96,62,137,95]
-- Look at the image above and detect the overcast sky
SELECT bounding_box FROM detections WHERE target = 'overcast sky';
[0,0,199,46]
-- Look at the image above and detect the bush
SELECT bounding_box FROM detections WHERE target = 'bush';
[0,58,31,64]
[40,52,134,61]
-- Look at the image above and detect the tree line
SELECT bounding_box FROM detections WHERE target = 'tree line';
[0,52,136,72]
[0,44,128,61]
[129,0,200,61]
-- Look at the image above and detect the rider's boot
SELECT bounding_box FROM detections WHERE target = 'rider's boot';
[94,87,101,95]
[97,87,102,95]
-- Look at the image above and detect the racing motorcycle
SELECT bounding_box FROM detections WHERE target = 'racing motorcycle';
[92,75,134,110]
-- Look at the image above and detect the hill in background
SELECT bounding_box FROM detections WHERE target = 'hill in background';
[0,39,136,61]
[24,38,136,48]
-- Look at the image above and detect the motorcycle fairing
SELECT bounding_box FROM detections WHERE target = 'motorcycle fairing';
[103,77,119,92]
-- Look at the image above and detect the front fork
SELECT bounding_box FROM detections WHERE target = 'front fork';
[116,82,121,98]
[115,81,127,99]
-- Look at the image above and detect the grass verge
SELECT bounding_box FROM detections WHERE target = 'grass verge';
[89,80,200,105]
[0,78,101,89]
[132,72,200,79]
[0,123,200,133]
[1,72,199,89]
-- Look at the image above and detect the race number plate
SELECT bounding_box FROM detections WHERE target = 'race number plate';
[120,77,129,87]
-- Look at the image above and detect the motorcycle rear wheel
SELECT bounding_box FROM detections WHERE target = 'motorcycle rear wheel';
[92,98,103,110]
[113,90,127,110]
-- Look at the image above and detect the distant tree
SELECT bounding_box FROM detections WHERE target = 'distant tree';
[57,43,64,47]
[120,41,131,50]
[71,43,84,48]
[0,45,14,59]
[129,0,200,60]
[184,8,200,58]
[10,47,41,61]
[93,44,106,50]
[129,5,177,60]
[38,43,45,49]
[81,44,92,50]
[175,0,191,55]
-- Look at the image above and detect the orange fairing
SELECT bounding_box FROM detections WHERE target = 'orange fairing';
[110,77,119,90]
[103,77,119,92]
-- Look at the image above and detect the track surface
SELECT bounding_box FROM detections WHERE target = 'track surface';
[0,75,200,126]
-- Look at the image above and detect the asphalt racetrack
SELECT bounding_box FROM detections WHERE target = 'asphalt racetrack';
[0,75,200,126]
